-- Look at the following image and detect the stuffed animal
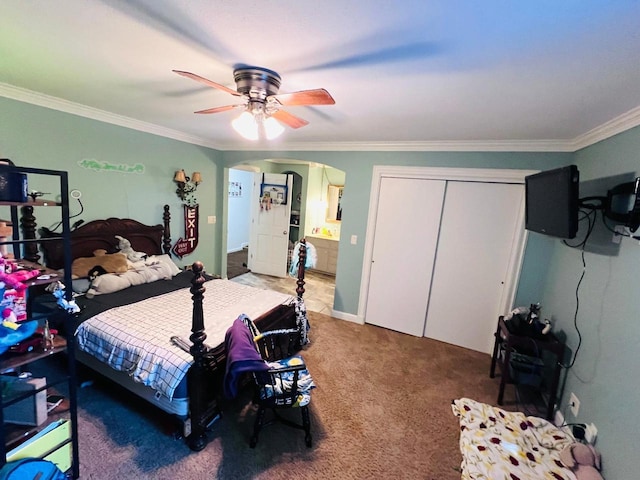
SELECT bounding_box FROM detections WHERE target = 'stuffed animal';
[559,443,604,480]
[0,269,41,290]
[1,308,18,329]
[45,281,81,314]
[115,235,146,262]
[71,249,128,278]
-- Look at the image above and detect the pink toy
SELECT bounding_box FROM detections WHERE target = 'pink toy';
[559,443,604,480]
[2,308,17,323]
[0,269,41,290]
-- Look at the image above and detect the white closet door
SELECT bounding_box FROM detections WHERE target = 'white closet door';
[365,177,445,336]
[424,181,524,353]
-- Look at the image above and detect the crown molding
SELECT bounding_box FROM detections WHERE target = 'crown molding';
[569,105,640,151]
[2,82,638,153]
[216,139,575,152]
[0,83,222,150]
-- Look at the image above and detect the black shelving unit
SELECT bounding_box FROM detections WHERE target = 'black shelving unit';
[0,165,79,478]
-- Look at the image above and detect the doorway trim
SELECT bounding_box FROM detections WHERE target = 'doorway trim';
[357,166,538,326]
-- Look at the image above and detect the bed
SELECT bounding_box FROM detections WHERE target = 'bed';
[32,205,308,451]
[452,398,577,480]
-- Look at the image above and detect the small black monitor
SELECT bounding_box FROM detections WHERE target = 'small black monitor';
[525,165,579,239]
[604,177,640,233]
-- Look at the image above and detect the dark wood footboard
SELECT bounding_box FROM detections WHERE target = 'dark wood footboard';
[185,239,308,451]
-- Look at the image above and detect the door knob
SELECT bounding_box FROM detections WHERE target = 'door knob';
[283,231,287,235]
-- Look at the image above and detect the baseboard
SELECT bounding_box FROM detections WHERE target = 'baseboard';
[227,247,244,254]
[330,309,364,325]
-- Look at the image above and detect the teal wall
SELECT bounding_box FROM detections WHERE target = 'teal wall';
[535,125,640,479]
[221,150,571,314]
[0,97,223,272]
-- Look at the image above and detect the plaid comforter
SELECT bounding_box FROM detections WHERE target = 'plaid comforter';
[75,279,293,400]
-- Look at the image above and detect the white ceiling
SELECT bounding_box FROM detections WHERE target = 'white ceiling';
[1,0,640,152]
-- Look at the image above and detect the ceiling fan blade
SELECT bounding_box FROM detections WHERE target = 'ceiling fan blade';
[290,40,443,73]
[271,109,309,129]
[173,70,241,97]
[272,89,335,106]
[194,105,244,114]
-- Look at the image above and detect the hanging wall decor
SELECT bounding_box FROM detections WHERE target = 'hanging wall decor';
[260,183,288,205]
[172,204,199,258]
[229,181,243,197]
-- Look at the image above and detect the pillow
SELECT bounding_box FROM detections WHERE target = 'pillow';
[71,250,128,279]
[85,261,175,297]
[85,273,131,298]
[145,254,181,276]
[72,278,92,294]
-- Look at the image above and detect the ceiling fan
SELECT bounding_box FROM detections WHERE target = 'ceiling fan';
[173,66,335,140]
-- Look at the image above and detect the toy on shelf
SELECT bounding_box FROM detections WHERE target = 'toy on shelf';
[503,303,551,338]
[0,259,40,323]
[45,281,80,314]
[1,308,18,329]
[0,320,38,355]
[0,269,41,291]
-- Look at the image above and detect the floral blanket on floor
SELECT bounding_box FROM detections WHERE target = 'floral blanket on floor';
[452,398,577,480]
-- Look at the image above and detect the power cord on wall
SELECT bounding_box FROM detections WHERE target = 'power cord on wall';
[48,196,84,232]
[558,208,595,369]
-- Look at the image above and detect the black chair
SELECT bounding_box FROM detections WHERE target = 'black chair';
[247,323,314,448]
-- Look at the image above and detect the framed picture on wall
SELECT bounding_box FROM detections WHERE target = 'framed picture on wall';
[229,181,243,197]
[260,183,288,205]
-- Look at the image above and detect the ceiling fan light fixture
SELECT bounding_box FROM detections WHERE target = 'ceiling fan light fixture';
[231,111,260,141]
[175,66,332,139]
[263,116,285,140]
[231,110,285,141]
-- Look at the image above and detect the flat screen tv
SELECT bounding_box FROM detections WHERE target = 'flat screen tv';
[525,165,579,239]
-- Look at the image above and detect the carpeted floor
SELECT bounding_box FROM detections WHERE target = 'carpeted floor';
[227,249,250,279]
[58,312,515,479]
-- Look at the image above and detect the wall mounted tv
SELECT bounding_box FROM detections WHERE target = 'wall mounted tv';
[525,165,579,239]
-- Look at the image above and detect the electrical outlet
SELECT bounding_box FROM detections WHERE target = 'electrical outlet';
[569,392,580,417]
[585,423,598,444]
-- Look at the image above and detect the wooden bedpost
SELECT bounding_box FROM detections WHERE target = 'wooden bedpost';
[20,205,40,263]
[296,238,307,299]
[162,204,171,254]
[186,261,208,451]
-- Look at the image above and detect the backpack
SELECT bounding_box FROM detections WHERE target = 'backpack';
[0,458,66,480]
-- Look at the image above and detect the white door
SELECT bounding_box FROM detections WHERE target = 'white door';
[248,173,293,277]
[424,181,524,353]
[365,177,446,336]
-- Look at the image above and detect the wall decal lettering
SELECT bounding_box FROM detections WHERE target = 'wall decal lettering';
[78,158,145,174]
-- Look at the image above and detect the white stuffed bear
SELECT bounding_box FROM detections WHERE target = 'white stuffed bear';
[115,235,147,262]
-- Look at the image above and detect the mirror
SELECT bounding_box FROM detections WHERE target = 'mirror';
[326,185,343,222]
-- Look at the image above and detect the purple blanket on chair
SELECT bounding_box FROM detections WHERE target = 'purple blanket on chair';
[223,316,269,399]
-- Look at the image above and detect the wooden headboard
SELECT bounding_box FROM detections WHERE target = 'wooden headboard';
[38,205,171,270]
